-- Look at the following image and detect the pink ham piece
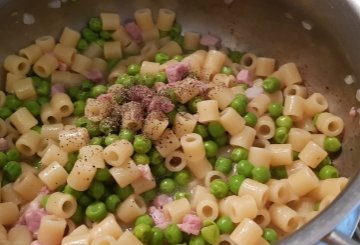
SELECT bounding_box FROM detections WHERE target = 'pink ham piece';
[125,22,143,44]
[236,69,253,85]
[148,206,171,229]
[0,138,9,152]
[51,83,65,96]
[21,200,47,236]
[154,82,167,93]
[126,85,155,102]
[147,96,175,113]
[31,241,42,245]
[97,93,114,103]
[137,164,154,181]
[165,62,190,84]
[58,62,68,71]
[200,34,220,48]
[245,86,264,100]
[153,194,172,209]
[84,69,104,84]
[177,214,202,235]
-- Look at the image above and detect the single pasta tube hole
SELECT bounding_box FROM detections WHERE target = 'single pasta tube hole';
[107,151,119,162]
[287,88,296,95]
[134,196,145,209]
[18,62,27,71]
[259,125,271,135]
[185,136,196,143]
[287,217,299,230]
[19,144,32,153]
[60,105,70,113]
[47,116,57,124]
[315,95,326,106]
[35,66,46,76]
[243,56,254,67]
[209,174,222,182]
[254,214,265,225]
[62,200,74,213]
[202,205,214,217]
[277,187,289,201]
[327,121,339,132]
[169,156,182,167]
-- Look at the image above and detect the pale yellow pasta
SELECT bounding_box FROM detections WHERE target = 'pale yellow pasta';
[182,50,207,76]
[288,197,315,214]
[183,31,201,50]
[268,144,293,166]
[301,210,319,224]
[109,161,141,188]
[51,71,86,88]
[104,41,123,59]
[5,73,24,93]
[62,233,90,245]
[163,198,192,223]
[190,185,215,208]
[82,42,102,58]
[100,13,121,30]
[5,132,20,150]
[140,61,161,74]
[165,150,187,172]
[240,53,258,72]
[13,172,43,202]
[0,118,7,138]
[103,139,134,167]
[79,145,105,169]
[39,161,68,190]
[3,54,31,75]
[318,195,336,211]
[219,195,258,223]
[38,215,66,245]
[180,133,206,161]
[298,140,327,168]
[283,95,305,122]
[287,128,312,152]
[142,28,160,43]
[53,43,76,65]
[201,50,226,81]
[0,202,19,225]
[91,236,118,245]
[212,73,236,88]
[142,111,169,141]
[247,93,271,117]
[20,162,37,175]
[286,160,308,176]
[140,41,158,60]
[111,26,132,47]
[1,184,24,205]
[90,214,123,240]
[315,112,344,136]
[33,54,59,78]
[41,144,68,166]
[59,127,90,152]
[131,177,156,195]
[197,100,220,123]
[254,209,271,228]
[204,170,227,187]
[196,198,219,221]
[253,139,270,149]
[294,115,317,133]
[214,235,236,245]
[50,93,74,118]
[0,225,7,243]
[208,86,236,110]
[307,177,348,201]
[256,237,271,245]
[46,192,77,219]
[117,230,143,245]
[12,77,37,100]
[269,204,300,232]
[238,178,269,208]
[230,126,256,149]
[35,35,56,52]
[15,130,41,156]
[173,77,201,104]
[187,157,213,179]
[248,147,271,168]
[91,58,107,75]
[8,225,32,245]
[67,159,96,191]
[71,53,92,75]
[157,8,176,31]
[155,129,181,157]
[108,63,127,83]
[311,133,326,148]
[158,41,182,57]
[173,112,197,138]
[19,44,43,64]
[255,57,276,77]
[283,84,308,98]
[41,123,64,141]
[267,179,295,204]
[158,36,172,46]
[255,115,275,140]
[219,107,245,136]
[230,218,262,245]
[84,98,111,122]
[278,63,302,86]
[288,166,319,196]
[267,90,284,104]
[134,8,154,31]
[9,107,38,134]
[116,194,146,223]
[124,40,140,54]
[59,27,81,48]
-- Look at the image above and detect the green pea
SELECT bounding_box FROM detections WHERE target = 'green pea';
[117,129,134,143]
[104,194,120,213]
[174,35,184,47]
[31,76,43,87]
[271,166,288,179]
[86,121,101,138]
[194,124,209,139]
[0,152,7,168]
[142,74,156,88]
[244,112,258,127]
[164,224,183,244]
[151,163,168,177]
[173,55,183,62]
[252,166,271,183]
[104,134,120,146]
[263,77,280,93]
[40,195,49,208]
[82,27,98,42]
[134,153,150,165]
[23,100,40,116]
[64,152,78,173]
[135,214,154,227]
[316,156,332,170]
[276,115,293,129]
[237,160,254,177]
[155,72,167,83]
[189,235,206,245]
[76,91,91,101]
[6,149,20,162]
[81,80,94,91]
[228,174,245,194]
[76,38,88,51]
[268,102,283,118]
[319,165,339,180]
[160,178,176,194]
[177,104,187,113]
[85,201,107,222]
[127,63,141,75]
[72,100,85,116]
[214,134,228,147]
[231,147,249,162]
[228,50,243,63]
[94,38,105,47]
[67,86,80,99]
[87,181,105,200]
[150,227,165,245]
[90,137,103,146]
[221,66,233,75]
[273,127,289,144]
[78,194,94,207]
[94,168,111,182]
[174,191,189,200]
[164,89,178,104]
[216,216,235,234]
[324,136,341,153]
[63,185,83,199]
[115,185,134,200]
[208,121,225,138]
[155,52,170,64]
[89,17,102,32]
[5,95,21,110]
[188,97,203,114]
[133,135,152,154]
[262,228,278,244]
[71,205,84,224]
[210,179,228,199]
[174,169,192,186]
[149,148,164,165]
[90,84,107,98]
[141,188,157,203]
[76,116,91,128]
[215,157,233,174]
[36,81,50,96]
[0,107,12,119]
[230,94,248,116]
[100,30,112,40]
[3,161,22,182]
[169,23,182,39]
[116,74,132,85]
[204,140,219,158]
[200,224,220,244]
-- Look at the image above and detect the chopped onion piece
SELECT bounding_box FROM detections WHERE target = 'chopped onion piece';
[302,21,312,30]
[344,75,356,85]
[23,13,35,25]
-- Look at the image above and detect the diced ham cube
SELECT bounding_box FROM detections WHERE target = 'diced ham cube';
[97,93,114,103]
[0,138,9,152]
[126,85,155,102]
[125,22,143,44]
[51,84,65,96]
[177,214,202,235]
[165,62,190,84]
[137,164,154,181]
[149,206,171,229]
[22,200,47,236]
[200,34,220,48]
[236,69,253,85]
[245,86,264,100]
[147,96,175,113]
[153,194,173,209]
[84,69,104,84]
[58,62,68,71]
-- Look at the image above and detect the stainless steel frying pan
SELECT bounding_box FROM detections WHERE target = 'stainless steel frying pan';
[1,0,360,244]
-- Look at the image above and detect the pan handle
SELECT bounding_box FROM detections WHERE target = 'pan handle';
[322,231,360,245]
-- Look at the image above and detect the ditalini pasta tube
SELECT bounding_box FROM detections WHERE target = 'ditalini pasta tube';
[287,128,312,152]
[103,139,134,167]
[219,195,258,223]
[180,133,206,161]
[39,161,68,190]
[315,112,344,136]
[288,166,319,197]
[38,215,67,245]
[155,129,181,157]
[13,172,43,202]
[230,218,263,245]
[219,107,246,136]
[90,214,123,239]
[59,127,90,152]
[163,198,192,223]
[238,178,269,208]
[248,147,272,168]
[207,86,236,110]
[307,177,348,201]
[109,161,141,188]
[0,202,19,225]
[269,204,300,233]
[46,192,77,219]
[9,107,38,134]
[298,141,327,168]
[117,230,143,245]
[8,225,32,245]
[230,126,256,149]
[268,144,293,166]
[201,50,226,81]
[116,194,146,223]
[78,145,105,169]
[173,112,197,138]
[67,159,97,191]
[197,100,220,123]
